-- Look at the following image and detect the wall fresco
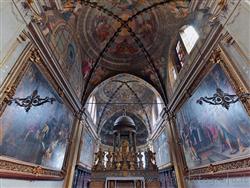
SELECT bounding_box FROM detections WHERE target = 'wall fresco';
[0,64,74,170]
[177,64,250,169]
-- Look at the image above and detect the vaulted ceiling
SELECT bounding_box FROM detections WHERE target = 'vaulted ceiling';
[86,74,163,134]
[76,0,190,104]
[40,0,190,101]
[39,0,191,135]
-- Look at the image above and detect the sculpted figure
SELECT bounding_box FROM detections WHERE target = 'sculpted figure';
[137,150,143,170]
[106,149,113,170]
[93,148,105,171]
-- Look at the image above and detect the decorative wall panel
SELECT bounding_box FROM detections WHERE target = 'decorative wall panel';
[153,129,171,167]
[79,129,95,168]
[176,64,250,169]
[0,62,74,173]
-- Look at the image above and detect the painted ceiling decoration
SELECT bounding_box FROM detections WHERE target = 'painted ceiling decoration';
[76,0,190,104]
[86,74,164,134]
[41,0,190,103]
[38,0,190,133]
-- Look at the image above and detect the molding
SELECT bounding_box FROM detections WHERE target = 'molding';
[27,23,81,113]
[168,24,223,112]
[0,157,63,180]
[188,157,250,179]
[0,46,79,180]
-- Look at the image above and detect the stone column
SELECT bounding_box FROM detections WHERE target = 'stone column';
[63,112,84,188]
[113,132,117,152]
[133,132,136,152]
[166,111,187,188]
[129,132,132,151]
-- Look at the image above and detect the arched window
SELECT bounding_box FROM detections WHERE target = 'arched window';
[87,96,97,124]
[175,25,199,71]
[180,25,199,54]
[152,104,157,128]
[156,97,163,116]
[152,96,163,128]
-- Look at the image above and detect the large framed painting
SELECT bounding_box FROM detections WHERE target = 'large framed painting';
[78,128,95,169]
[153,128,171,168]
[0,48,75,179]
[176,61,250,177]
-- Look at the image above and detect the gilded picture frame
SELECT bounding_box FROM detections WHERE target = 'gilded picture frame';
[0,45,78,180]
[172,48,250,179]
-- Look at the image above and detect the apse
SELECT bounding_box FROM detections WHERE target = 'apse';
[84,73,165,136]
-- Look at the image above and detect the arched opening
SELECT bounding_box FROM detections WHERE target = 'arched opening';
[84,73,165,133]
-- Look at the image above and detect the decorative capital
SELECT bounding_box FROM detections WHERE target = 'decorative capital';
[29,48,42,64]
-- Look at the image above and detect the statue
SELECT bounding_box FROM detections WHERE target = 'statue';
[93,148,105,171]
[137,151,143,170]
[145,148,157,170]
[106,149,113,170]
[128,151,136,170]
[121,140,129,156]
[115,149,122,170]
[120,140,129,170]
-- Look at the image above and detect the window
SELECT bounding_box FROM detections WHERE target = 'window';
[172,66,177,80]
[156,97,163,115]
[176,41,186,67]
[152,96,163,128]
[87,96,97,124]
[180,25,199,54]
[174,25,199,72]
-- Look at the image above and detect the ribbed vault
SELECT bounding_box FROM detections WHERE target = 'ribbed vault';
[85,74,164,133]
[75,0,190,105]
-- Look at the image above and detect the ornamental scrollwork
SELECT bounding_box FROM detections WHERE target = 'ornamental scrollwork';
[7,89,56,112]
[197,88,250,110]
[0,160,62,177]
[188,158,250,176]
[32,166,44,175]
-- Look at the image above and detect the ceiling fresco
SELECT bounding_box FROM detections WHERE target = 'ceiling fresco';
[100,112,149,146]
[86,74,164,133]
[39,0,190,104]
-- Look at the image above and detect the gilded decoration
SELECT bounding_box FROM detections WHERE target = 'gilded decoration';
[172,49,250,179]
[0,159,62,178]
[0,46,75,180]
[188,157,250,177]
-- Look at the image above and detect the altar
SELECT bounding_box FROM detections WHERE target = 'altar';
[105,177,145,188]
[89,115,160,188]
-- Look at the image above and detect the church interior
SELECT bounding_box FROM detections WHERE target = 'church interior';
[0,0,250,188]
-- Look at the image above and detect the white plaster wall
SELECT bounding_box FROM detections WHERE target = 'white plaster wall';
[0,179,64,188]
[0,0,26,61]
[187,177,250,188]
[0,0,29,86]
[221,41,250,88]
[225,0,250,60]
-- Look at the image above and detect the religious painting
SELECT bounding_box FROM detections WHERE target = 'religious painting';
[153,128,171,167]
[0,63,74,171]
[176,64,250,169]
[79,129,95,168]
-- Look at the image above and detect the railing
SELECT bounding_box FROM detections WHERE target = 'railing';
[72,167,91,188]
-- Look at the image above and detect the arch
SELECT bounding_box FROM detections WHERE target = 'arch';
[84,73,165,133]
